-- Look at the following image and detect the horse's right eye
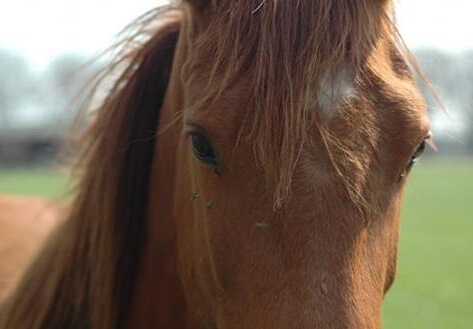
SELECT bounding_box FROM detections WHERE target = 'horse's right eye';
[190,132,220,168]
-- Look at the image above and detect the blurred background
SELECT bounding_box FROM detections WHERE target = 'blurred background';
[0,1,471,328]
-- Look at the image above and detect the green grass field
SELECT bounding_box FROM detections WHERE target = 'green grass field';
[383,160,473,329]
[0,169,69,198]
[0,160,472,328]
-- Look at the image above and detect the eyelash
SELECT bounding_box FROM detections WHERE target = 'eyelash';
[186,124,223,175]
[398,132,432,182]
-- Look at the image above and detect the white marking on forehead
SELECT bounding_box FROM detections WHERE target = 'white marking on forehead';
[316,67,358,117]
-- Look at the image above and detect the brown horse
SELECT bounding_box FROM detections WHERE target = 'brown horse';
[0,1,432,328]
[0,195,65,305]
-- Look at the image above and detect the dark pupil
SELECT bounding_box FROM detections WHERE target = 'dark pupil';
[191,134,214,159]
[407,139,428,172]
[413,140,426,159]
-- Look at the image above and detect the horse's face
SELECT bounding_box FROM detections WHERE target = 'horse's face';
[167,1,430,328]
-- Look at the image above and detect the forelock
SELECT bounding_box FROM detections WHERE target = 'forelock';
[183,0,399,208]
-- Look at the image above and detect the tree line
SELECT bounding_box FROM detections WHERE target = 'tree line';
[0,48,471,156]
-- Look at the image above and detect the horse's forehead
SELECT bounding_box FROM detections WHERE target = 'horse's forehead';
[316,67,358,116]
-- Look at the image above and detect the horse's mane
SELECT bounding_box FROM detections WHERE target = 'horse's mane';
[0,6,180,328]
[185,0,403,208]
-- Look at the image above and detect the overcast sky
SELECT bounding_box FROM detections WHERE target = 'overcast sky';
[0,0,472,70]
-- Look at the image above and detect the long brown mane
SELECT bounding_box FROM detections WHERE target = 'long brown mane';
[0,6,180,328]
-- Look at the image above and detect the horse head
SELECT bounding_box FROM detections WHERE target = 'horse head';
[135,1,431,328]
[0,2,431,328]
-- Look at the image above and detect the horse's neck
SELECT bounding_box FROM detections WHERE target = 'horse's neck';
[128,98,191,328]
[128,182,187,328]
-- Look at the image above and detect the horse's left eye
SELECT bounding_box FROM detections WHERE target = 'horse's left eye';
[190,132,220,168]
[400,132,432,180]
[412,137,428,160]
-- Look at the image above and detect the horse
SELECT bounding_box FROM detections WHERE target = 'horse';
[0,195,65,305]
[0,1,432,328]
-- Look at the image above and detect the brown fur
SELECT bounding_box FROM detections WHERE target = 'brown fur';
[184,0,399,207]
[0,195,65,305]
[0,1,430,328]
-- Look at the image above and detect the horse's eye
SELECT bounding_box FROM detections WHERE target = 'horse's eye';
[412,137,428,160]
[190,132,220,168]
[399,132,432,181]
